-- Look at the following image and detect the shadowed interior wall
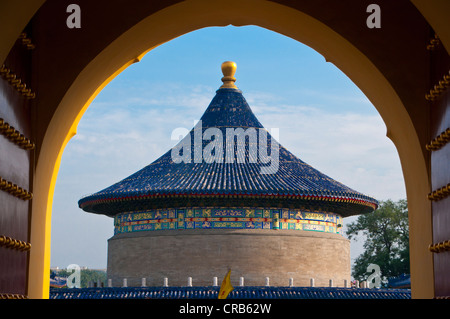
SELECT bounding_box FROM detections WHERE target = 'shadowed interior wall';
[428,28,450,297]
[0,24,35,297]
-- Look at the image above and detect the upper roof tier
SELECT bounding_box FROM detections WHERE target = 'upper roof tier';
[78,62,378,217]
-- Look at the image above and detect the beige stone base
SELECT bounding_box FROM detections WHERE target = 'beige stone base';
[107,229,350,287]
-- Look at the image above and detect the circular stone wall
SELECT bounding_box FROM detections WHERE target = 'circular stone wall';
[107,228,350,287]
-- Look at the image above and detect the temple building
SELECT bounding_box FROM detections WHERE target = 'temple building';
[78,61,378,288]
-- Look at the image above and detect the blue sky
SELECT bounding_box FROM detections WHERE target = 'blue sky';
[50,26,405,271]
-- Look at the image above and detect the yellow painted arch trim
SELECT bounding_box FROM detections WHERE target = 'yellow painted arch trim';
[29,0,433,298]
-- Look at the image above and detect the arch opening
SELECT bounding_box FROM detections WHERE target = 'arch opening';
[50,24,406,283]
[29,0,432,298]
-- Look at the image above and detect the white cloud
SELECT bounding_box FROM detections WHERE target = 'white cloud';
[246,88,405,202]
[263,108,404,201]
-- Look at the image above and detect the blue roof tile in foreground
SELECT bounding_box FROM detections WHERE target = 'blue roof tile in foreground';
[50,286,411,300]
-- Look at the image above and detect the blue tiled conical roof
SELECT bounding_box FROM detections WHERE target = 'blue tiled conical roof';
[79,62,378,217]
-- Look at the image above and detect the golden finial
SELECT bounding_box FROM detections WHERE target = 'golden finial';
[220,61,238,89]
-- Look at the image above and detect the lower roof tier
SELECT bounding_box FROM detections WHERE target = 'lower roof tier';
[81,191,376,218]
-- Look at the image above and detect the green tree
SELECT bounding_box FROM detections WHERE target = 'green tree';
[346,199,409,285]
[79,269,107,288]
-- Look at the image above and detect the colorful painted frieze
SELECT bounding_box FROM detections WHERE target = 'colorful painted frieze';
[114,207,344,235]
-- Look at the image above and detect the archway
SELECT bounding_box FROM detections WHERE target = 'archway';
[3,0,437,298]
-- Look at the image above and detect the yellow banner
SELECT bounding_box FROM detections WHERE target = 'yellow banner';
[218,269,234,299]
